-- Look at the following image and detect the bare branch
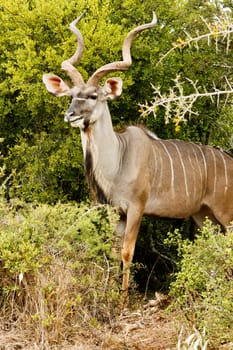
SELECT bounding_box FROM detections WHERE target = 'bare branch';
[140,76,233,125]
[157,15,233,65]
[142,14,233,127]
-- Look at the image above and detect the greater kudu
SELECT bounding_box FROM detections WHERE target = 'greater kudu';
[43,12,233,301]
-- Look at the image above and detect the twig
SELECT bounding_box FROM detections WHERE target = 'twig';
[158,15,233,65]
[140,76,233,124]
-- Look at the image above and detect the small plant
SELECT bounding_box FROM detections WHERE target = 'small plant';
[177,328,208,350]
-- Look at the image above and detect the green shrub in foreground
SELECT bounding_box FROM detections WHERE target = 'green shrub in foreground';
[169,221,233,347]
[0,198,121,345]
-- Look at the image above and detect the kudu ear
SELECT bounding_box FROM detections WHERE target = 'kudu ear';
[104,77,123,99]
[42,74,72,96]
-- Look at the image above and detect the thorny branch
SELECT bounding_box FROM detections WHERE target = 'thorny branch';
[141,15,233,127]
[157,15,233,65]
[140,76,233,128]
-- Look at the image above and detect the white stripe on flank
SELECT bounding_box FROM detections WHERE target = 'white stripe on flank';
[158,141,175,198]
[219,151,228,195]
[171,141,189,198]
[152,144,163,195]
[190,144,203,195]
[209,148,217,195]
[192,143,207,191]
[187,152,197,201]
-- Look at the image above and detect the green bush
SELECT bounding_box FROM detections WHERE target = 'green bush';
[0,194,121,345]
[169,221,233,347]
[6,130,87,203]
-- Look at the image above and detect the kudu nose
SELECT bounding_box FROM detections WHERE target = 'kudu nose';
[64,111,74,122]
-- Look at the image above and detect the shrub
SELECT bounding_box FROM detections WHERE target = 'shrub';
[0,195,121,346]
[6,131,87,203]
[169,221,233,347]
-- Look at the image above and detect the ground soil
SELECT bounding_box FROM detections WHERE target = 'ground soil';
[72,301,233,350]
[70,294,181,350]
[101,308,179,350]
[0,294,232,349]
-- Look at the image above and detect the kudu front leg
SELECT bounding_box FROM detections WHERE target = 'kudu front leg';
[121,208,143,307]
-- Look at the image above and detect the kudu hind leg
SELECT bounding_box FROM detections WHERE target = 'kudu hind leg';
[121,208,143,305]
[192,205,227,232]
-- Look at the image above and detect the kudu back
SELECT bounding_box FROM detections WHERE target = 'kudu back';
[43,12,233,300]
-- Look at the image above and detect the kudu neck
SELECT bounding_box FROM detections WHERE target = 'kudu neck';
[81,101,120,177]
[93,102,118,143]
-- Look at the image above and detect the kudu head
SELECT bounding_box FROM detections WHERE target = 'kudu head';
[42,12,157,129]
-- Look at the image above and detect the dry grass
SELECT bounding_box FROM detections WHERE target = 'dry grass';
[0,282,179,350]
[0,255,121,349]
[1,269,233,350]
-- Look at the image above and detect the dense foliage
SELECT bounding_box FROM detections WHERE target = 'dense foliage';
[169,221,233,347]
[0,191,121,345]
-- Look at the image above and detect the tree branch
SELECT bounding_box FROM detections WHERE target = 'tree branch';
[139,76,233,126]
[157,15,233,65]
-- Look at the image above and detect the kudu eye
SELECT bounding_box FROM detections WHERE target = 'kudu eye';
[89,94,98,100]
